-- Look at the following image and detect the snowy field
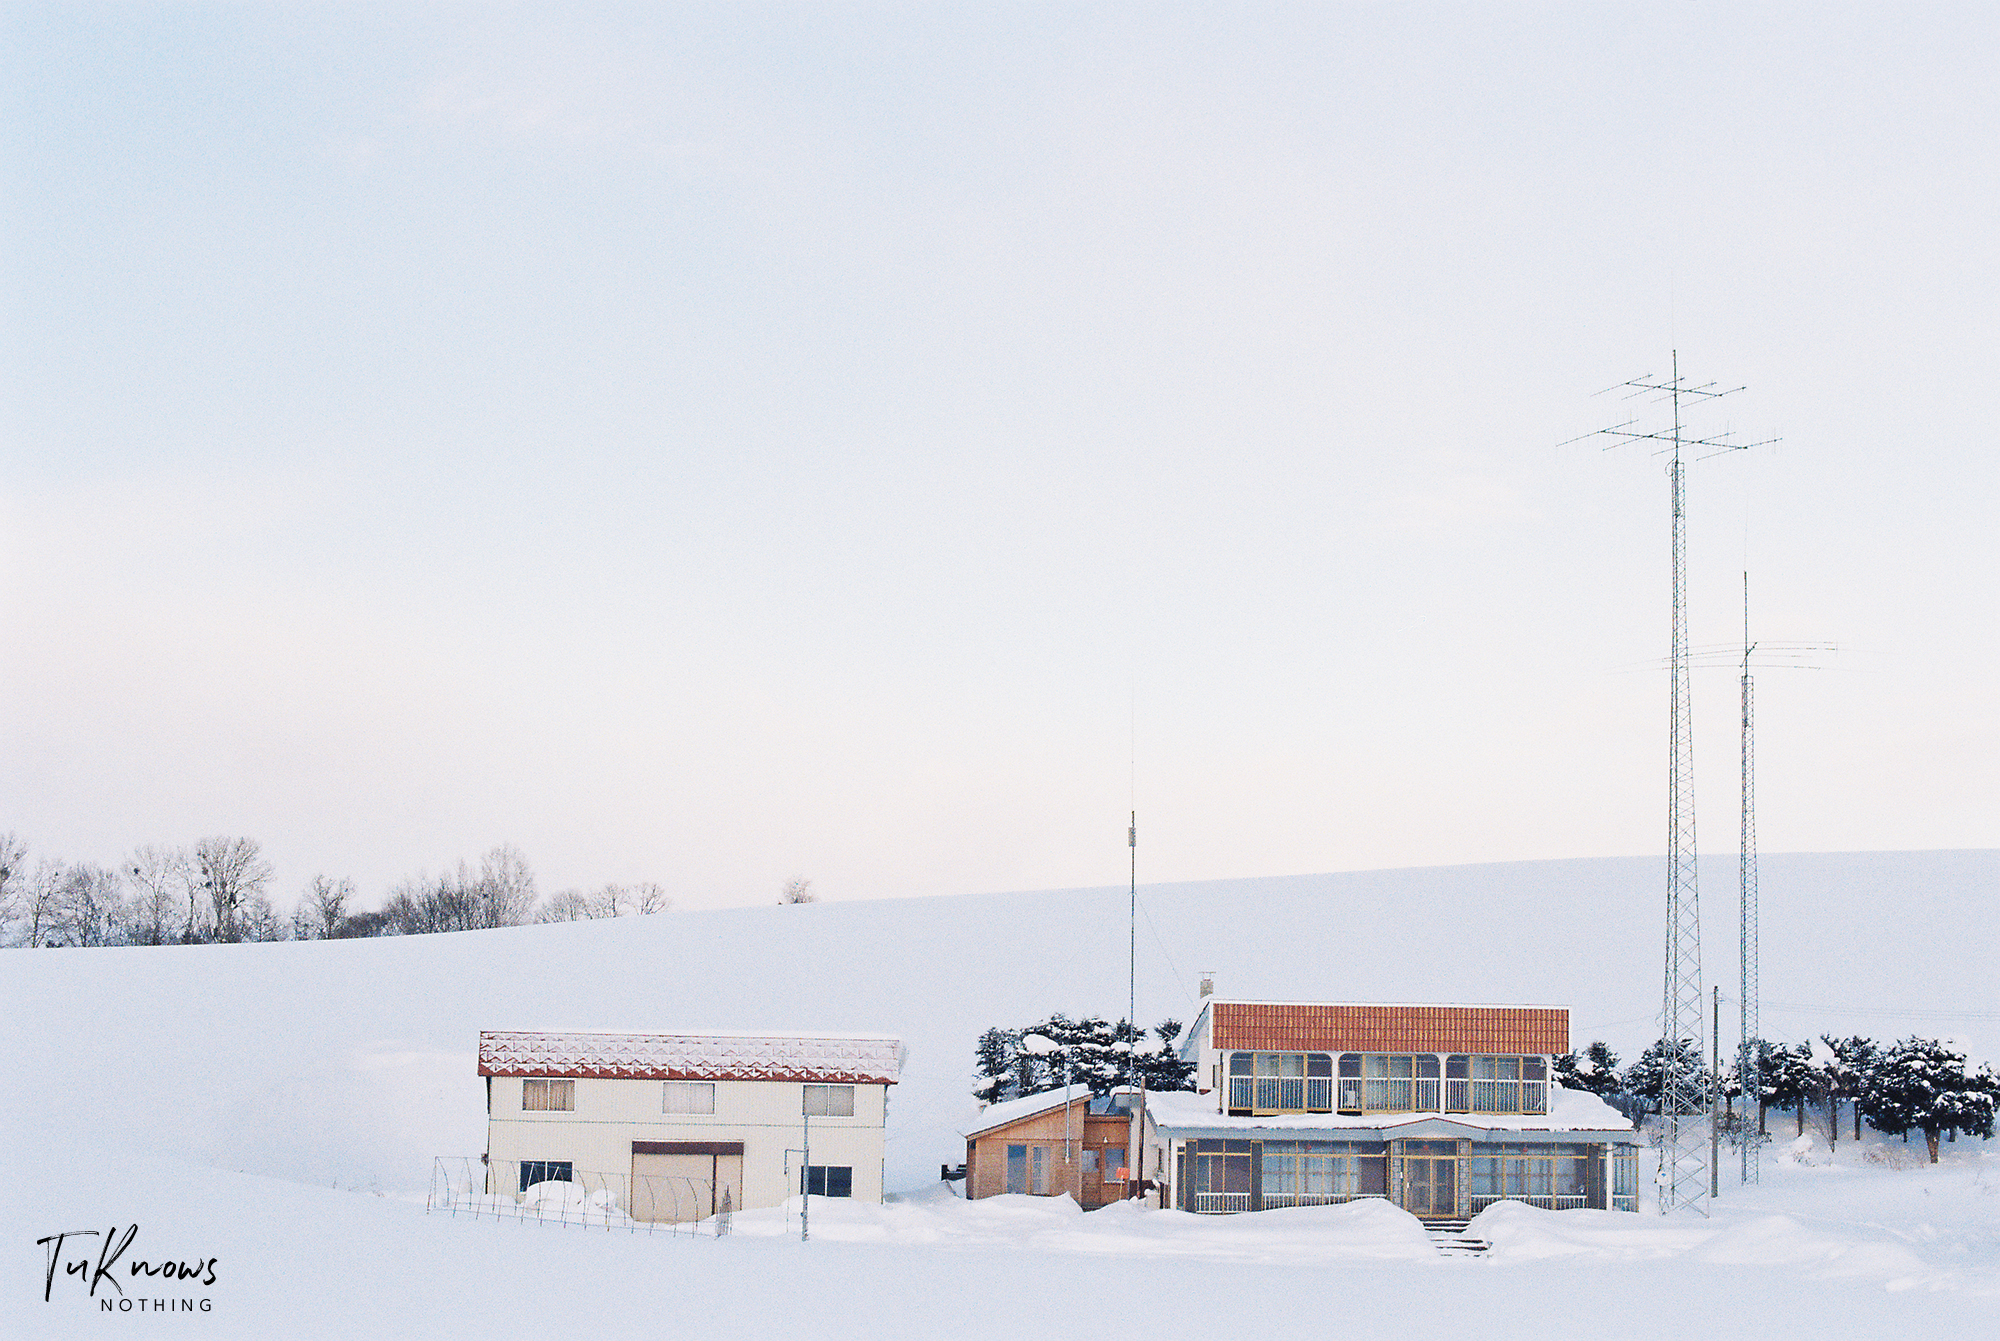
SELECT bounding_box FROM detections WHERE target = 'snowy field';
[6,850,1997,1335]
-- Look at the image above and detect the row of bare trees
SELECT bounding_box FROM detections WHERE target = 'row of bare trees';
[0,832,677,947]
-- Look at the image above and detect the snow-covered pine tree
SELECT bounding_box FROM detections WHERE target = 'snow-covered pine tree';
[1759,1042,1820,1137]
[1858,1037,1997,1163]
[1555,1041,1624,1098]
[973,1027,1020,1103]
[1133,1020,1196,1093]
[1820,1035,1880,1144]
[1622,1036,1703,1113]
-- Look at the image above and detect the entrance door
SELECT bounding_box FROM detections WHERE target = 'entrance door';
[1403,1157,1457,1218]
[631,1153,714,1224]
[715,1154,743,1215]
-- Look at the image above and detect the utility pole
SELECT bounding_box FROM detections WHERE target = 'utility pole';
[800,1099,810,1242]
[1739,574,1760,1187]
[1711,985,1721,1199]
[1570,353,1772,1216]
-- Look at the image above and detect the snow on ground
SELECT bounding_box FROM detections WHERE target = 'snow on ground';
[5,850,1998,1335]
[9,1133,1995,1339]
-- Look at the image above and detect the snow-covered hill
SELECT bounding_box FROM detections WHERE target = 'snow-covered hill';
[5,850,1991,1194]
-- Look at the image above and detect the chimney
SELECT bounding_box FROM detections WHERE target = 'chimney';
[1199,972,1214,999]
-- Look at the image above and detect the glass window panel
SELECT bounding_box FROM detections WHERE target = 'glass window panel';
[663,1081,714,1114]
[1471,1079,1496,1112]
[1496,1057,1521,1081]
[1364,1078,1388,1109]
[1522,1057,1547,1081]
[1280,1077,1305,1109]
[1307,1054,1333,1078]
[1446,1055,1470,1079]
[1358,1157,1388,1196]
[1527,1158,1553,1196]
[1416,1056,1441,1079]
[1386,1078,1413,1109]
[1255,1077,1281,1109]
[1472,1056,1496,1080]
[1365,1055,1390,1078]
[1229,1053,1253,1076]
[1223,1155,1252,1195]
[1390,1056,1414,1079]
[1257,1053,1281,1077]
[1007,1145,1028,1194]
[1338,1054,1362,1078]
[1496,1081,1520,1111]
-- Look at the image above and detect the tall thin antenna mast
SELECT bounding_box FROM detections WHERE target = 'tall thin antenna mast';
[1128,808,1137,1097]
[1738,572,1760,1185]
[1568,350,1773,1216]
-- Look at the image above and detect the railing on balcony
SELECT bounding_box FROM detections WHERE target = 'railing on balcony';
[1258,1192,1385,1210]
[1190,1192,1253,1215]
[1468,1194,1588,1213]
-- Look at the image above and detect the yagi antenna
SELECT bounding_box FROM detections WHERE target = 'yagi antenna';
[1569,350,1777,1218]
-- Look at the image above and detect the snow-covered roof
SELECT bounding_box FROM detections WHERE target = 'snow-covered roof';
[961,1087,1094,1138]
[1141,1086,1633,1139]
[477,1030,902,1084]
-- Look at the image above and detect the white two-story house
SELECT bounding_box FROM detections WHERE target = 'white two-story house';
[479,1029,903,1222]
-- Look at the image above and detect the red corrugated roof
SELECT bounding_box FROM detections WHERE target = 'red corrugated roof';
[477,1030,903,1084]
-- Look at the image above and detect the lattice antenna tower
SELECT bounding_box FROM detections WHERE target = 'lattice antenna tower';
[1567,351,1774,1215]
[1738,573,1759,1186]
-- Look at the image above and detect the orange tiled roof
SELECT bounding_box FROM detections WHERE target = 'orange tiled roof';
[1212,1002,1568,1055]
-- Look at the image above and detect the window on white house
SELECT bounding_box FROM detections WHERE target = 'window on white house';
[802,1166,852,1197]
[664,1081,715,1114]
[519,1160,572,1192]
[522,1079,574,1112]
[803,1084,855,1117]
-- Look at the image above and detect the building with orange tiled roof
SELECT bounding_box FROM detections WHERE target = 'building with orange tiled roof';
[1133,993,1639,1219]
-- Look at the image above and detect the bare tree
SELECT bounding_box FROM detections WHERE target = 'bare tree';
[18,859,67,947]
[473,845,537,928]
[0,832,26,943]
[536,889,596,923]
[536,881,672,922]
[780,877,816,905]
[123,845,188,946]
[192,836,274,943]
[386,846,538,935]
[626,881,671,915]
[294,874,355,940]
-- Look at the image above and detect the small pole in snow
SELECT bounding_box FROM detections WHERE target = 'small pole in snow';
[1711,986,1722,1199]
[801,1096,811,1243]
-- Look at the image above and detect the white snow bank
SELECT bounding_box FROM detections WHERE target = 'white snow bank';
[721,1186,1439,1262]
[1469,1197,1945,1290]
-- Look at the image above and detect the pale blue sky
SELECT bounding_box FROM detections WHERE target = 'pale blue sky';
[3,4,1994,909]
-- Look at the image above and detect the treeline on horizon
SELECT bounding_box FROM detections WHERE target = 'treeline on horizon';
[0,831,699,948]
[1559,1035,1997,1163]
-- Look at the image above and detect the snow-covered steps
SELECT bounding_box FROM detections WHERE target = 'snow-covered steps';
[1423,1219,1490,1258]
